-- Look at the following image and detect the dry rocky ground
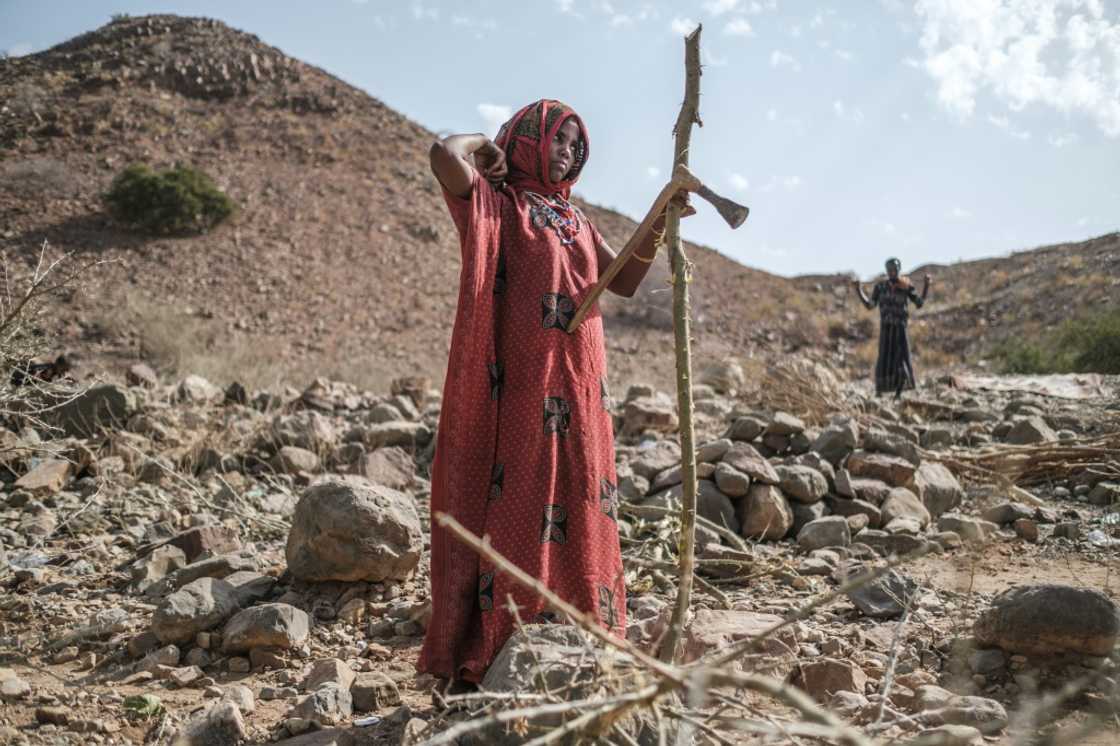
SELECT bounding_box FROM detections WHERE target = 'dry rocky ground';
[1,360,1119,745]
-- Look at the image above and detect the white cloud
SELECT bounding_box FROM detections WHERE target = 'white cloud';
[477,103,511,137]
[747,0,778,13]
[670,17,699,35]
[704,0,740,14]
[1048,131,1079,146]
[766,108,778,121]
[833,99,865,123]
[903,56,921,68]
[790,24,803,38]
[556,0,576,13]
[4,42,33,57]
[412,2,439,21]
[724,18,754,36]
[783,176,802,191]
[987,113,1031,140]
[914,0,1120,137]
[647,166,661,179]
[1077,216,1090,226]
[836,49,854,61]
[451,15,497,33]
[770,50,800,70]
[810,12,825,29]
[949,206,972,219]
[901,112,912,122]
[729,173,750,191]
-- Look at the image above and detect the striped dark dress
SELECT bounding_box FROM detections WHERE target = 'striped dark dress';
[865,280,925,395]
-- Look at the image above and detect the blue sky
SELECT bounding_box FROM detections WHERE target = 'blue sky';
[3,0,1118,277]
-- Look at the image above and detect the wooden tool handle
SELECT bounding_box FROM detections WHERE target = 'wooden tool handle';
[566,175,685,334]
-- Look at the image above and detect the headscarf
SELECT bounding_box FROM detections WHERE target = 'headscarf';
[494,99,590,198]
[885,257,912,289]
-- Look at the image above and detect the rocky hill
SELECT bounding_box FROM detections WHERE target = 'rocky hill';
[2,14,1116,396]
[0,14,837,395]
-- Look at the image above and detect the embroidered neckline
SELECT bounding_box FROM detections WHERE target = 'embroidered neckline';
[523,191,583,245]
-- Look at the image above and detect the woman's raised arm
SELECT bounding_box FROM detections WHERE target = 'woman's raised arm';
[429,134,508,199]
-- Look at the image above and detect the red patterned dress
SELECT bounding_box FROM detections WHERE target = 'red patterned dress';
[419,100,626,682]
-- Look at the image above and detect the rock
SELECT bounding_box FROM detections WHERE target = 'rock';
[826,496,882,528]
[250,646,287,671]
[305,658,356,692]
[842,566,918,619]
[168,525,242,563]
[921,425,957,449]
[139,644,181,673]
[127,363,159,387]
[725,415,766,442]
[915,725,984,746]
[846,451,916,488]
[0,668,31,700]
[736,484,793,541]
[830,690,870,719]
[169,666,205,687]
[621,394,678,435]
[973,584,1120,657]
[863,429,921,465]
[131,544,188,593]
[151,554,257,596]
[357,421,430,449]
[35,706,69,725]
[222,685,255,714]
[885,517,923,534]
[721,442,779,485]
[1013,518,1039,542]
[700,360,745,394]
[765,412,805,436]
[937,514,996,542]
[225,570,277,607]
[273,731,355,746]
[810,420,859,465]
[287,479,422,582]
[914,685,1007,735]
[968,648,1007,675]
[776,465,828,504]
[907,463,964,518]
[152,578,240,644]
[353,447,414,490]
[797,516,851,552]
[14,459,73,494]
[713,462,750,497]
[794,658,868,702]
[696,438,732,463]
[881,488,931,528]
[1052,521,1081,540]
[53,384,134,438]
[351,672,401,712]
[171,701,247,745]
[859,529,928,557]
[761,432,790,454]
[683,609,798,672]
[1006,416,1057,445]
[273,446,321,475]
[629,441,681,480]
[175,375,224,404]
[644,480,739,535]
[291,683,353,726]
[791,501,829,534]
[222,603,310,653]
[272,411,337,451]
[1088,482,1120,506]
[982,502,1035,525]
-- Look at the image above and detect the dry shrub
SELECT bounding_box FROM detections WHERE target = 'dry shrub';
[756,356,848,425]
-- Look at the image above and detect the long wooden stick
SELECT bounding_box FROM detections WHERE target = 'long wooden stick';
[657,25,703,665]
[565,170,694,334]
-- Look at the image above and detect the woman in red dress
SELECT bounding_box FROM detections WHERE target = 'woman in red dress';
[418,99,689,687]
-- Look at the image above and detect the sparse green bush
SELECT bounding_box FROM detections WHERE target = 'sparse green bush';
[105,163,234,235]
[994,305,1120,375]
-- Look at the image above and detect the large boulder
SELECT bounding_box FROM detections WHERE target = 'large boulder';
[907,463,964,518]
[713,462,750,497]
[793,658,868,703]
[52,384,134,438]
[880,488,931,528]
[845,451,917,488]
[642,480,739,535]
[152,578,239,644]
[721,442,779,485]
[1005,416,1057,445]
[222,603,310,653]
[797,516,851,552]
[842,565,918,619]
[171,701,247,745]
[286,479,422,583]
[736,484,793,541]
[973,584,1120,657]
[810,419,859,465]
[775,465,828,504]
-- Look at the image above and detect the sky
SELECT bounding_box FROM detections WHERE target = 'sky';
[2,0,1118,278]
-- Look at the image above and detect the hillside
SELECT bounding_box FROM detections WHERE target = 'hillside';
[2,14,1116,394]
[0,14,837,394]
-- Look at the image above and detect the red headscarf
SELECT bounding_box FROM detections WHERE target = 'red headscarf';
[494,99,590,198]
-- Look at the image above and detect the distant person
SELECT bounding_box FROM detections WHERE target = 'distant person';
[419,99,691,691]
[853,257,932,399]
